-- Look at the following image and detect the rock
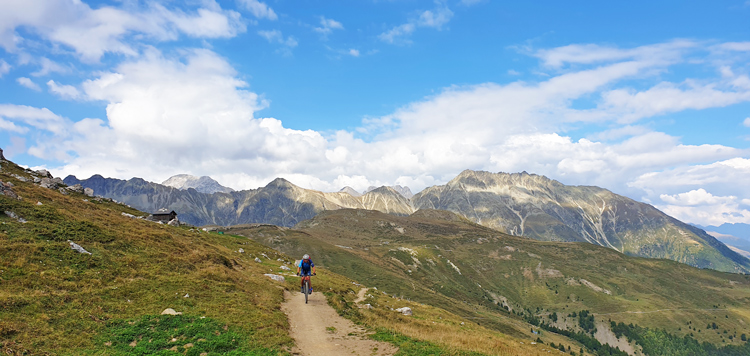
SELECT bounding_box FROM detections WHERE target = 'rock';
[66,184,85,193]
[36,202,42,205]
[35,169,53,178]
[280,265,291,271]
[4,210,26,223]
[84,187,94,197]
[10,174,28,182]
[0,148,4,161]
[238,248,244,253]
[0,181,19,199]
[254,257,262,263]
[161,308,182,315]
[167,219,180,226]
[58,188,68,195]
[39,177,63,190]
[183,293,189,298]
[362,304,372,309]
[264,274,285,282]
[121,212,136,218]
[395,307,412,316]
[68,240,92,255]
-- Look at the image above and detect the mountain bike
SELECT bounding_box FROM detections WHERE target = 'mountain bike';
[300,273,316,304]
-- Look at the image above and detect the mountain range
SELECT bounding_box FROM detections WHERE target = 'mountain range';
[64,170,750,273]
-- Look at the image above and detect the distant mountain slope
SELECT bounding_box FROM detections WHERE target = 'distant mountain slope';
[63,175,414,227]
[411,170,750,273]
[364,185,414,199]
[162,174,234,194]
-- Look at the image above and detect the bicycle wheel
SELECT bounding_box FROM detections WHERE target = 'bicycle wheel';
[303,279,309,304]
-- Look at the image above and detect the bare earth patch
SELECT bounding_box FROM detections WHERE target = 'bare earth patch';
[281,290,397,356]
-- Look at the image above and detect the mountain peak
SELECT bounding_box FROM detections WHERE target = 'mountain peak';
[162,174,234,194]
[363,185,413,199]
[338,186,361,197]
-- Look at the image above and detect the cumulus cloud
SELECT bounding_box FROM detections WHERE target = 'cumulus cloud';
[659,189,750,226]
[47,80,81,100]
[237,0,277,20]
[0,0,244,61]
[348,49,360,57]
[744,117,750,127]
[379,1,453,44]
[17,77,41,91]
[0,104,67,134]
[258,30,298,54]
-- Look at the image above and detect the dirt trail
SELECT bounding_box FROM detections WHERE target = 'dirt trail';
[354,288,369,303]
[281,289,397,356]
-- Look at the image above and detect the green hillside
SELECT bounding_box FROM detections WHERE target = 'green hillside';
[225,209,750,355]
[1,159,560,356]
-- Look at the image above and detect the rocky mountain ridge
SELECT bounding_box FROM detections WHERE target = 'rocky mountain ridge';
[63,169,750,273]
[161,174,234,194]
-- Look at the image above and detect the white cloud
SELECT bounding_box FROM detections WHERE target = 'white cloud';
[258,30,298,52]
[533,40,694,68]
[658,189,750,226]
[744,117,750,127]
[47,80,81,100]
[379,1,453,44]
[17,77,41,91]
[0,104,67,134]
[0,59,10,77]
[237,0,277,20]
[460,0,483,5]
[30,57,69,77]
[314,17,343,36]
[0,0,244,61]
[348,49,360,57]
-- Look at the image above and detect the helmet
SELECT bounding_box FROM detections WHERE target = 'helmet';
[302,254,310,260]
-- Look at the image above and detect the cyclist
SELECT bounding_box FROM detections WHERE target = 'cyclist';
[297,254,316,294]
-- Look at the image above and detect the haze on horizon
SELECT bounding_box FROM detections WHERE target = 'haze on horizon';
[1,0,749,227]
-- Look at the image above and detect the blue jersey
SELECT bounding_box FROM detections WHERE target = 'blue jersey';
[298,259,315,273]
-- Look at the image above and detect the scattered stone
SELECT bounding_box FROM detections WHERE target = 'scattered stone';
[68,240,92,255]
[280,265,291,271]
[10,174,28,182]
[167,219,180,226]
[254,257,262,263]
[184,293,189,298]
[66,184,84,194]
[4,210,26,223]
[36,201,42,205]
[121,212,136,218]
[161,308,182,315]
[84,187,94,197]
[58,188,68,195]
[362,304,372,309]
[0,181,19,199]
[0,148,4,161]
[264,274,285,282]
[238,248,245,253]
[395,307,412,316]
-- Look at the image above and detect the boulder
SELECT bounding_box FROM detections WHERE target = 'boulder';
[39,177,63,190]
[264,274,285,282]
[280,265,291,271]
[167,219,180,226]
[0,148,4,161]
[395,307,412,316]
[35,169,53,178]
[0,181,19,200]
[66,184,85,193]
[238,248,244,253]
[84,188,94,197]
[254,257,262,263]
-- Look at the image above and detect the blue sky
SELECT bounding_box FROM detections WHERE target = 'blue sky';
[1,0,750,226]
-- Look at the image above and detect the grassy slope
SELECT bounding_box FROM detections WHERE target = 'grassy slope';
[1,161,556,356]
[225,209,750,350]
